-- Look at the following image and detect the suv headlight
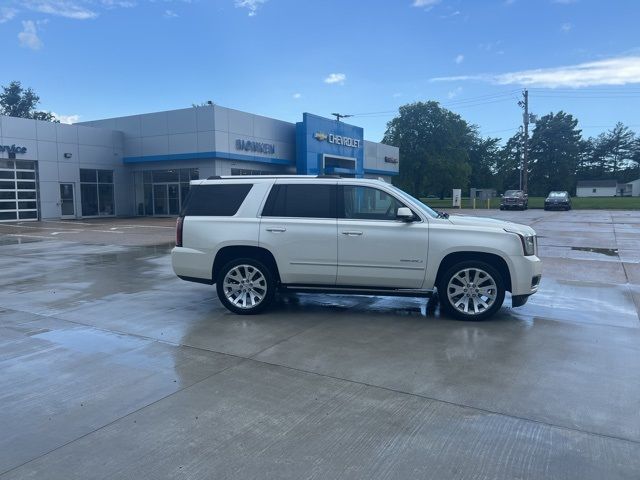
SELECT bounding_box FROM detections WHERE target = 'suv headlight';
[505,229,537,256]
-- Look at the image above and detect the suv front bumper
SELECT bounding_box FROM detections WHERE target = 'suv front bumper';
[509,254,542,297]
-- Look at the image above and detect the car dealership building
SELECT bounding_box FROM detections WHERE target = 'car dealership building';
[0,106,399,222]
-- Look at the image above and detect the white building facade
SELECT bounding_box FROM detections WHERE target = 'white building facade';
[0,106,399,221]
[576,180,618,197]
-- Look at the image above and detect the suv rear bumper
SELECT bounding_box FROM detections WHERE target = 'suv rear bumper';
[171,247,213,282]
[509,255,542,297]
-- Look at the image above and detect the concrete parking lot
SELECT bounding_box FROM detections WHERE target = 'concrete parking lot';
[1,211,639,479]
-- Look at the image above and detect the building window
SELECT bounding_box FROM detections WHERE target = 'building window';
[592,188,597,193]
[230,168,271,176]
[80,169,114,216]
[134,168,199,216]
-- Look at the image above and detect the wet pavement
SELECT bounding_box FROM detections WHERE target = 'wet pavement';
[0,211,639,479]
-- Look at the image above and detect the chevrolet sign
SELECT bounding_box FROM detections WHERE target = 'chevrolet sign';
[314,132,361,148]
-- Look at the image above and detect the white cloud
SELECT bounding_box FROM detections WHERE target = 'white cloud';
[447,87,462,99]
[431,55,640,88]
[292,93,301,99]
[392,92,403,98]
[553,0,578,4]
[0,7,17,23]
[53,112,80,124]
[412,0,440,8]
[560,22,572,32]
[455,54,464,64]
[164,9,178,17]
[101,0,137,8]
[235,0,266,16]
[324,73,346,85]
[18,20,43,50]
[23,0,98,20]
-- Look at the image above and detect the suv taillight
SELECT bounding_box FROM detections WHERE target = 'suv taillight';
[176,216,184,247]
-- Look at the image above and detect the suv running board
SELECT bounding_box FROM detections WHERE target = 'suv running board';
[280,285,433,298]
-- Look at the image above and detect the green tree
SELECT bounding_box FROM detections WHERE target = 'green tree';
[383,101,474,198]
[528,111,582,195]
[0,81,58,122]
[602,122,636,177]
[468,136,501,191]
[496,131,524,191]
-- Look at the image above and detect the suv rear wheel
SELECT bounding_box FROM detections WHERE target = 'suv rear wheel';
[437,260,505,321]
[216,258,275,315]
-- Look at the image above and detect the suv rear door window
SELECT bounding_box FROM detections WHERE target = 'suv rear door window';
[262,184,336,218]
[182,184,252,216]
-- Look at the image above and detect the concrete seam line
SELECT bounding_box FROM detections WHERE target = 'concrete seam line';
[9,306,640,446]
[242,356,640,446]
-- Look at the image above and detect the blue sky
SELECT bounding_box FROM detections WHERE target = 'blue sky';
[1,0,640,142]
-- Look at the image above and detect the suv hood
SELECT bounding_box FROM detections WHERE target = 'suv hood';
[447,214,535,235]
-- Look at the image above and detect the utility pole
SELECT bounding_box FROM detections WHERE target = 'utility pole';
[518,89,529,193]
[331,113,352,122]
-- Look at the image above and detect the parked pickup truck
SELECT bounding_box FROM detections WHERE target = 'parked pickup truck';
[500,190,528,210]
[172,176,541,321]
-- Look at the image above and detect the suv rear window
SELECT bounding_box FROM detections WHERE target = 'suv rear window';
[182,184,252,216]
[262,184,336,218]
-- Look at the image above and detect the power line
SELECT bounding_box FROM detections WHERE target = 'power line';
[349,89,520,117]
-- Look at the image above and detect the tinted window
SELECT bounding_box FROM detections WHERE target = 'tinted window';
[341,186,407,220]
[183,184,253,216]
[262,184,336,218]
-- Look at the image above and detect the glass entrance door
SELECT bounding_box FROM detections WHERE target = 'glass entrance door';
[153,183,181,215]
[59,183,75,218]
[168,183,180,215]
[153,184,168,215]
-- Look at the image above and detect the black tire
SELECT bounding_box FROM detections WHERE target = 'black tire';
[437,260,505,321]
[216,258,275,315]
[499,206,504,211]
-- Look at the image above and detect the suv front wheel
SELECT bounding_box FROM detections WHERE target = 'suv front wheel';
[216,258,275,315]
[437,260,505,321]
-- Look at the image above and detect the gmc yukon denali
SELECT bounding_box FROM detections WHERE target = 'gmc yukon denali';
[172,176,542,320]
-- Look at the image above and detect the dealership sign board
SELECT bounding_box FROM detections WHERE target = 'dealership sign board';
[0,144,27,155]
[235,139,275,155]
[314,132,361,148]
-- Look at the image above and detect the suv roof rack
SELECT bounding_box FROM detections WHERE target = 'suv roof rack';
[207,175,222,180]
[316,175,341,179]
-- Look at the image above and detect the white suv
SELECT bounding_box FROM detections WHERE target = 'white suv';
[172,176,541,320]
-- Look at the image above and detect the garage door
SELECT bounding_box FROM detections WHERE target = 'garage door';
[0,160,38,222]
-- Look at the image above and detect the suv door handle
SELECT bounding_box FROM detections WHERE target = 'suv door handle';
[341,231,363,236]
[266,227,286,233]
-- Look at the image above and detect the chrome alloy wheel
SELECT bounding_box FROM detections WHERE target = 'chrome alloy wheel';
[446,267,498,316]
[222,264,267,309]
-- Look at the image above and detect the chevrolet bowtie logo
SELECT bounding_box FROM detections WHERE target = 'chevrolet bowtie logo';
[314,132,327,141]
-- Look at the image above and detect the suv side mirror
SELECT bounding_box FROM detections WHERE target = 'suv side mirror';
[397,207,415,222]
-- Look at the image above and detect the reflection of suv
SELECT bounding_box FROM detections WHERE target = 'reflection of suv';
[172,176,541,321]
[500,190,528,210]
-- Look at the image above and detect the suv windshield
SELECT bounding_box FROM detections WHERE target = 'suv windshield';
[504,190,523,197]
[548,192,567,198]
